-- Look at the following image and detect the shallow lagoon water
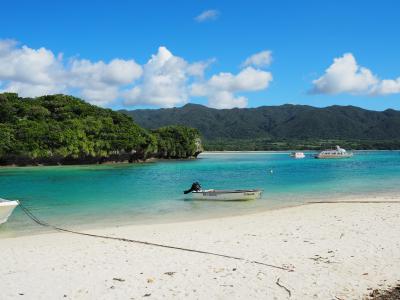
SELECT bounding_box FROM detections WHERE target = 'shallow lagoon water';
[1,151,399,237]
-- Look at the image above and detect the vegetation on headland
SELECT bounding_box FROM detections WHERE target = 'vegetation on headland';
[0,93,202,166]
[123,103,400,150]
[205,138,400,151]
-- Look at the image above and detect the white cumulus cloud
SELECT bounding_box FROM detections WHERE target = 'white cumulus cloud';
[242,50,272,68]
[123,46,210,107]
[311,53,378,94]
[195,9,219,22]
[191,67,273,109]
[0,39,274,108]
[207,91,247,109]
[372,78,400,95]
[70,58,142,86]
[190,50,274,108]
[311,53,400,96]
[0,39,143,105]
[0,39,66,96]
[68,58,142,105]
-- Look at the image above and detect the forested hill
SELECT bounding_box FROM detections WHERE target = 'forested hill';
[122,104,400,150]
[0,93,202,166]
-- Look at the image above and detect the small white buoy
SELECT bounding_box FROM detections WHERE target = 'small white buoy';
[270,169,273,174]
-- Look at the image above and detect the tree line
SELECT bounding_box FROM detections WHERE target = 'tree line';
[0,93,202,166]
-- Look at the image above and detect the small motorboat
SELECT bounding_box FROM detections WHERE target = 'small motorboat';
[290,152,305,159]
[0,198,19,225]
[184,182,262,201]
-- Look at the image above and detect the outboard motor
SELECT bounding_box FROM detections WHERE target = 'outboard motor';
[184,182,202,194]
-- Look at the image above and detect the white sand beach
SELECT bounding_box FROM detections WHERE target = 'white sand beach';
[1,196,400,300]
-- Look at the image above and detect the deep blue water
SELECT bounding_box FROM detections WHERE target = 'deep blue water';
[1,151,399,237]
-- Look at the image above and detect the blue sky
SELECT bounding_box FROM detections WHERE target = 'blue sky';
[1,0,400,110]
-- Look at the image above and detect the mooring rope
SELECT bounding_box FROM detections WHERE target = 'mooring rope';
[18,203,294,272]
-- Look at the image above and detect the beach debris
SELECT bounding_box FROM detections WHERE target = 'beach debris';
[220,284,234,287]
[113,277,125,282]
[164,272,176,276]
[143,293,151,297]
[214,268,225,273]
[147,278,154,283]
[309,255,337,264]
[368,285,400,299]
[282,264,295,271]
[276,277,291,297]
[232,268,237,271]
[244,233,257,237]
[256,273,265,281]
[369,289,381,298]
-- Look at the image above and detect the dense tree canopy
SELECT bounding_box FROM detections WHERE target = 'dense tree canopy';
[0,93,202,165]
[152,125,202,158]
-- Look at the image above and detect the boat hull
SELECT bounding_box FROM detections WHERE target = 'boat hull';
[0,200,19,224]
[192,190,262,201]
[290,152,305,159]
[315,154,353,159]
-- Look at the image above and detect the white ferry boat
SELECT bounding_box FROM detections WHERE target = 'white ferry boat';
[315,145,353,159]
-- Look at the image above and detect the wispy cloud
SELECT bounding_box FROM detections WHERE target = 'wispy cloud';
[195,9,219,22]
[242,50,272,68]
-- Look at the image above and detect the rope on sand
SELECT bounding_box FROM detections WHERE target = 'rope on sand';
[18,203,294,272]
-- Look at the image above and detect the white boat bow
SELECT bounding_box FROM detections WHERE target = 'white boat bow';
[0,198,19,225]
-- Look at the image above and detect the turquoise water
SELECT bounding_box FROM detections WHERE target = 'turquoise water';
[1,151,400,237]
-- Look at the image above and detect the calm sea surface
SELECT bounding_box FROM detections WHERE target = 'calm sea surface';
[1,151,400,237]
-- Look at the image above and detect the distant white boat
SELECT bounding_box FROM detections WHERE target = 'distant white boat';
[184,182,262,201]
[290,152,305,159]
[0,198,19,225]
[315,145,353,159]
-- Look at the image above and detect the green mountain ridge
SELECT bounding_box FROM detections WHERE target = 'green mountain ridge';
[121,103,400,150]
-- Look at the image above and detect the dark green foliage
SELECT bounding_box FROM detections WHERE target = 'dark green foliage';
[0,94,201,165]
[152,125,202,158]
[204,138,400,151]
[122,103,400,150]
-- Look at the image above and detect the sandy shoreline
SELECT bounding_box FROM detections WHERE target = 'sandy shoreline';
[1,197,400,299]
[4,192,398,240]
